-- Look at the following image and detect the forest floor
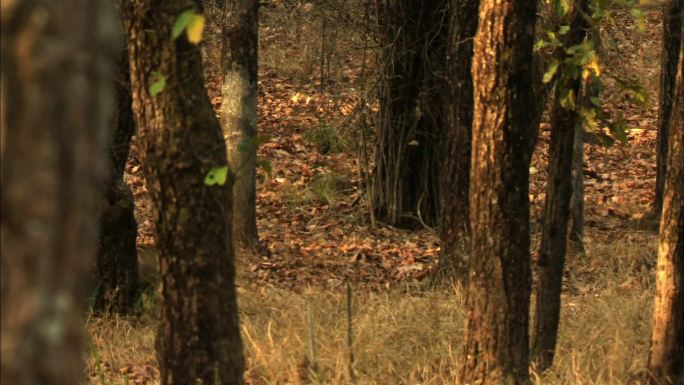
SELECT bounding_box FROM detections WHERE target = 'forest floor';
[87,4,664,385]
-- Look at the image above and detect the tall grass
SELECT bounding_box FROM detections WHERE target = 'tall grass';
[86,232,657,385]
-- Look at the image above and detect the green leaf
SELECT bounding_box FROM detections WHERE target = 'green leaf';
[590,0,609,18]
[559,87,576,109]
[546,31,558,43]
[543,59,560,83]
[590,96,601,107]
[558,25,570,35]
[149,72,166,97]
[534,39,549,51]
[172,10,194,39]
[204,166,229,186]
[567,41,595,65]
[631,3,647,31]
[555,0,571,15]
[613,75,649,107]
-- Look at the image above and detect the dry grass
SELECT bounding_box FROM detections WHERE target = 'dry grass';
[86,230,657,385]
[85,2,663,384]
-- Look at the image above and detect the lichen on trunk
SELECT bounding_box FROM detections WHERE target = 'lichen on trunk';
[221,0,260,257]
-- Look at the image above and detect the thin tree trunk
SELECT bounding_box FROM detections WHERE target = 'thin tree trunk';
[434,0,479,282]
[0,1,118,384]
[94,48,139,313]
[655,0,682,215]
[569,113,585,250]
[221,0,259,257]
[570,55,604,250]
[460,0,536,383]
[532,1,588,370]
[122,1,245,384]
[648,26,684,385]
[371,0,447,228]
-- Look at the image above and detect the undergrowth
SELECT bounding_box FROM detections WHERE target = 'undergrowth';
[85,232,656,385]
[305,122,352,155]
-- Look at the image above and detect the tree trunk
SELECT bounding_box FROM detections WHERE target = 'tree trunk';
[460,0,536,383]
[0,1,118,384]
[569,121,585,251]
[94,48,140,314]
[648,26,684,385]
[371,0,448,228]
[531,1,588,370]
[221,0,259,257]
[654,0,682,215]
[122,1,245,384]
[434,0,479,282]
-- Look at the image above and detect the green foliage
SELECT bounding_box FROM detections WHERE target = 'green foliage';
[559,86,576,109]
[612,75,649,107]
[172,9,205,44]
[556,0,573,15]
[543,60,561,83]
[257,158,273,179]
[536,0,650,146]
[239,135,271,154]
[309,173,350,205]
[305,122,351,154]
[204,166,229,186]
[87,334,109,385]
[172,10,194,39]
[236,136,273,182]
[149,71,166,97]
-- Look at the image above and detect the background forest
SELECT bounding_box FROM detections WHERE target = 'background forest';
[1,0,682,385]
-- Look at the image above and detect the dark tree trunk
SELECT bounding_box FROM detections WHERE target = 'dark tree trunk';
[531,1,588,370]
[221,0,259,257]
[648,26,684,385]
[122,1,245,384]
[93,48,140,314]
[0,1,118,384]
[460,0,536,383]
[434,0,479,282]
[569,122,585,251]
[655,0,682,215]
[371,0,449,228]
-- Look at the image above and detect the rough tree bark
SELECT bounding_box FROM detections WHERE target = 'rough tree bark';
[371,0,448,227]
[460,0,537,383]
[122,1,245,384]
[655,0,682,215]
[221,0,259,257]
[0,1,118,384]
[433,0,479,283]
[93,48,140,313]
[531,0,588,370]
[648,25,684,385]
